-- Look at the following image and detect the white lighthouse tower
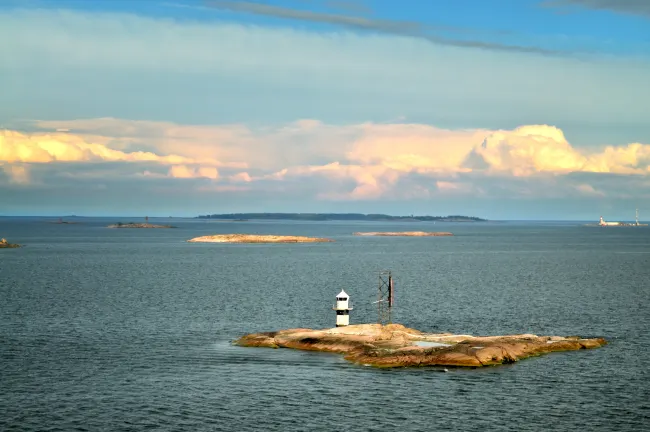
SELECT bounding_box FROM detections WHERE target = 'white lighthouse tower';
[333,290,353,327]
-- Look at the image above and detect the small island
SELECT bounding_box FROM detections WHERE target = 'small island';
[108,223,176,229]
[0,238,21,248]
[354,231,453,237]
[187,234,333,243]
[235,324,607,368]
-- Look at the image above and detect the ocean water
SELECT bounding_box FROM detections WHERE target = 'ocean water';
[1,217,649,431]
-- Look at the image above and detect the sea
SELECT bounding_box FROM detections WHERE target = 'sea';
[1,217,649,431]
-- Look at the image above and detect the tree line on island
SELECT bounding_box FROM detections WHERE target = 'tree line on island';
[196,213,487,222]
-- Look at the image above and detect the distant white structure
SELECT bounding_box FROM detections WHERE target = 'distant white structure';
[333,290,353,327]
[599,216,621,226]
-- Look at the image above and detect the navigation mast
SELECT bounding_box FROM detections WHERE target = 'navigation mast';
[375,271,394,325]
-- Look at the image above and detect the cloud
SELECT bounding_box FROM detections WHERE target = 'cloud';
[2,117,650,217]
[168,165,219,179]
[1,8,649,137]
[0,129,227,166]
[1,164,30,184]
[205,0,562,55]
[463,125,650,176]
[542,0,650,18]
[8,118,649,198]
[574,183,605,196]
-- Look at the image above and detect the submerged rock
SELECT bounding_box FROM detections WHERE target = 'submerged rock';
[234,324,606,368]
[187,234,333,243]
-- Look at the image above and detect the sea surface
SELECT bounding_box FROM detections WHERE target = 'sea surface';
[1,217,649,431]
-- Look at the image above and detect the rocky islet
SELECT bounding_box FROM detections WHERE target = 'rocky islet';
[235,324,607,368]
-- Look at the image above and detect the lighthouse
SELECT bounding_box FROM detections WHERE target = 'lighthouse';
[333,290,353,327]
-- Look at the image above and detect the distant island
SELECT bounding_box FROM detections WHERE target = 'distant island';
[108,222,176,229]
[197,213,486,222]
[0,238,21,248]
[354,231,454,237]
[188,234,333,243]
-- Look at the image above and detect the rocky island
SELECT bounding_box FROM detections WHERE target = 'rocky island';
[354,231,454,237]
[188,234,333,243]
[0,238,21,248]
[235,324,606,368]
[108,223,175,229]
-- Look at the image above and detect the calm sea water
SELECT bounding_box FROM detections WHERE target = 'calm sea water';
[1,217,649,431]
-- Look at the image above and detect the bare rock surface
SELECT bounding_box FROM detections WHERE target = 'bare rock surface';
[0,238,21,248]
[353,231,453,237]
[234,323,606,368]
[188,234,333,243]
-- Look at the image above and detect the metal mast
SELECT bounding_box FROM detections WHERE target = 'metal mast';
[377,270,394,325]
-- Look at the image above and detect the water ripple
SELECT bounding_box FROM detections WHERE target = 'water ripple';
[1,219,649,431]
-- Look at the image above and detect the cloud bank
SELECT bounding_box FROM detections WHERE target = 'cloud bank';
[1,7,649,144]
[2,118,649,205]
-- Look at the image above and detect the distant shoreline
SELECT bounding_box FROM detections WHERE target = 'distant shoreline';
[196,213,486,222]
[107,223,176,229]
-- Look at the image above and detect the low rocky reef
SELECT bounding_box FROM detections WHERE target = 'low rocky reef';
[108,223,176,229]
[188,234,333,243]
[354,231,454,237]
[234,323,606,368]
[0,238,21,248]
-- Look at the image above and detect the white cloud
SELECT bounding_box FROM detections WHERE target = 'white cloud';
[2,117,650,205]
[168,165,219,179]
[1,8,649,135]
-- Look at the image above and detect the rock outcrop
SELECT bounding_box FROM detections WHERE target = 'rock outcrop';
[234,324,606,368]
[0,238,21,248]
[188,234,333,243]
[353,231,454,237]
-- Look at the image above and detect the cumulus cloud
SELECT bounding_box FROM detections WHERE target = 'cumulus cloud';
[2,118,650,202]
[0,128,237,184]
[465,125,650,176]
[168,165,219,179]
[0,129,221,166]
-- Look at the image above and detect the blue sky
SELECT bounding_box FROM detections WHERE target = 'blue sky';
[7,0,648,56]
[1,0,649,219]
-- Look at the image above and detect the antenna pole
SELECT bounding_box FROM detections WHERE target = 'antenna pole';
[377,270,393,325]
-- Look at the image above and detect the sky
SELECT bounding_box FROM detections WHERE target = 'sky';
[1,0,649,219]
